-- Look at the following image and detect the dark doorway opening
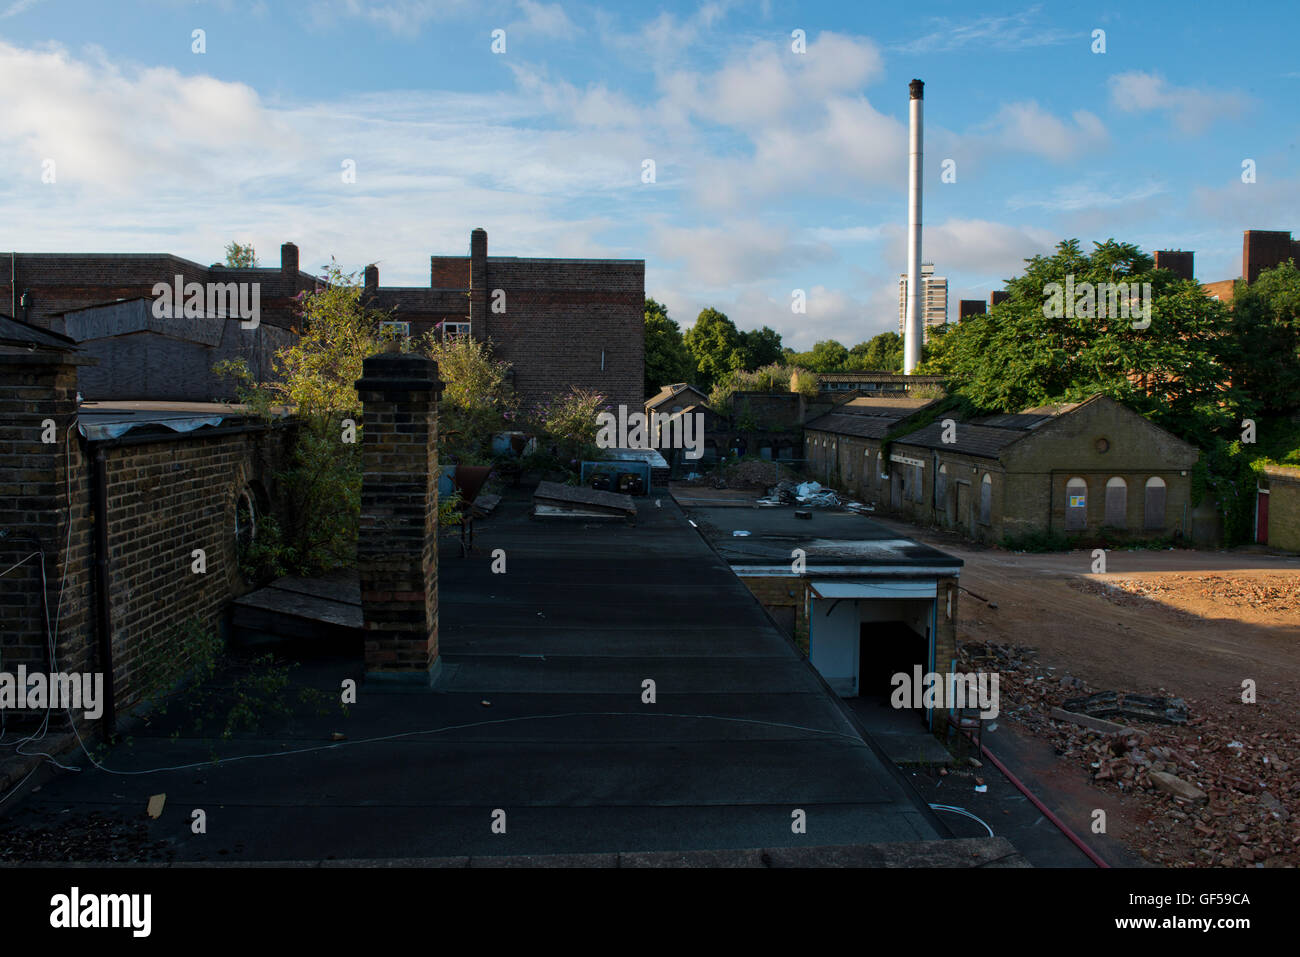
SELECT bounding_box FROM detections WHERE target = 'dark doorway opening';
[858,620,929,727]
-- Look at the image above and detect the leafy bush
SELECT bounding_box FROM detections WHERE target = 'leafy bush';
[708,362,817,409]
[215,262,384,578]
[417,331,519,464]
[528,387,606,471]
[133,617,336,746]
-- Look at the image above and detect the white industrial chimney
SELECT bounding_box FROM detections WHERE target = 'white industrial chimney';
[903,78,924,375]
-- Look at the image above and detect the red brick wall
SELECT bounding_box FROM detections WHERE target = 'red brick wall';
[481,257,645,415]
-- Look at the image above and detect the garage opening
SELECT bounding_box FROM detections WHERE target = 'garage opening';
[807,582,935,714]
[859,621,928,711]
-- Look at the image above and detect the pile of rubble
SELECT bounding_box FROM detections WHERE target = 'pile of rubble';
[1072,574,1300,615]
[959,640,1300,867]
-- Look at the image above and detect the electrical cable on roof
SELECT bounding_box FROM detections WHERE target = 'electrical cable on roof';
[3,710,870,792]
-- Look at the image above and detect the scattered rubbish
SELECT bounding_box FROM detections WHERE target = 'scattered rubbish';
[794,510,811,520]
[331,732,346,741]
[146,794,166,820]
[974,785,988,793]
[732,530,751,537]
[480,700,491,707]
[967,758,982,769]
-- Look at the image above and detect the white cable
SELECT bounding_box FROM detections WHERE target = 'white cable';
[929,803,995,837]
[60,709,870,777]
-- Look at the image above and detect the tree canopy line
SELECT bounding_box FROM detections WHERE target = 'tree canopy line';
[647,238,1300,542]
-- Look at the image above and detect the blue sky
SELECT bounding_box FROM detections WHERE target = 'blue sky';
[2,0,1296,349]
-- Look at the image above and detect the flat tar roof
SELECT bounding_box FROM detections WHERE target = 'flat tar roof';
[684,504,964,573]
[6,491,949,859]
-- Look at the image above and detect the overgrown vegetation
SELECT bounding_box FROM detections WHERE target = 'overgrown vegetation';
[216,262,388,578]
[132,617,335,748]
[707,362,818,411]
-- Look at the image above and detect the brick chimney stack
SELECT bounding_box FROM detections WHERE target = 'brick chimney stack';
[1243,230,1300,284]
[1154,250,1194,281]
[364,264,378,291]
[469,227,487,339]
[281,242,299,279]
[355,350,445,683]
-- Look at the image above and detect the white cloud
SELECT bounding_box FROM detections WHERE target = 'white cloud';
[1108,71,1249,135]
[982,101,1109,162]
[651,222,835,288]
[1006,179,1168,212]
[306,0,480,35]
[511,1,580,40]
[893,7,1077,53]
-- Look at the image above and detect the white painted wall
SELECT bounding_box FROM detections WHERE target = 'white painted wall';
[810,598,860,696]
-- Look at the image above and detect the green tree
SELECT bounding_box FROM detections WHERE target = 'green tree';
[215,262,385,575]
[224,242,258,268]
[417,331,520,464]
[848,331,903,371]
[738,325,785,369]
[684,307,743,388]
[1226,261,1300,417]
[924,239,1236,446]
[643,297,696,396]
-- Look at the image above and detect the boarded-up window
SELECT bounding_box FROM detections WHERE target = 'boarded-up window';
[1144,477,1166,529]
[936,465,947,510]
[913,464,925,503]
[1066,477,1087,530]
[1105,477,1127,528]
[979,473,992,525]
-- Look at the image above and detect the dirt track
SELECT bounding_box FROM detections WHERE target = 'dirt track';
[868,517,1300,866]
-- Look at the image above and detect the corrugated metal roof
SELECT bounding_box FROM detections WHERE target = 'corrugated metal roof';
[75,401,279,441]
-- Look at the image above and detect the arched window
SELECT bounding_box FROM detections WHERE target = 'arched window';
[1144,476,1166,530]
[936,464,948,509]
[1105,476,1128,528]
[979,473,992,525]
[1065,477,1087,530]
[876,452,884,482]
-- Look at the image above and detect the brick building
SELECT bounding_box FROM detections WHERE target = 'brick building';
[1258,465,1300,551]
[1201,229,1300,302]
[6,228,646,414]
[366,228,644,414]
[0,314,289,734]
[805,394,1201,545]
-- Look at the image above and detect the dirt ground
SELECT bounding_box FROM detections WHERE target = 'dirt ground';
[880,519,1300,867]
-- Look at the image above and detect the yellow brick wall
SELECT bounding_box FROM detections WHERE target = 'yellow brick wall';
[1263,466,1300,552]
